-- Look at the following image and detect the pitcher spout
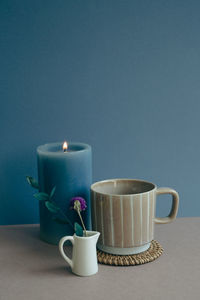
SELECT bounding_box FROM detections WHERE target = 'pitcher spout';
[93,231,100,243]
[86,230,100,243]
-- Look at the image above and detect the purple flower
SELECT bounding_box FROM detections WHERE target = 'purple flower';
[70,197,87,211]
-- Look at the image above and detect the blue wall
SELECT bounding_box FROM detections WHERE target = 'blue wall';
[1,0,200,225]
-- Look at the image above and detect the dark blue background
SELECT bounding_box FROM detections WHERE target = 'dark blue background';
[1,0,200,225]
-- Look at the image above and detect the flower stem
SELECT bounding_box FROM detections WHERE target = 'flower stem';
[51,200,74,229]
[77,210,87,237]
[60,210,74,229]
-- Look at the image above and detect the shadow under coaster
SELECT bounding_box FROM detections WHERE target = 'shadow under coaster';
[97,240,163,266]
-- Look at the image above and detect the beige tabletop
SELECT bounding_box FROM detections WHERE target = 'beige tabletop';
[0,217,199,300]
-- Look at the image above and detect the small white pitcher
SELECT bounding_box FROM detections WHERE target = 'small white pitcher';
[59,231,100,276]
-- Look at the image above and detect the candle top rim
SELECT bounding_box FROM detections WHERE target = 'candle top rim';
[37,142,91,155]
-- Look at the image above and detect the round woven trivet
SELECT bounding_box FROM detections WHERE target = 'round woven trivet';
[97,240,163,266]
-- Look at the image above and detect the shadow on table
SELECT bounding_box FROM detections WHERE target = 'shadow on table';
[31,265,74,277]
[0,224,75,277]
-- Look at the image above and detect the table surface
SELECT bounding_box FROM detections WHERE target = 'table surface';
[0,217,200,300]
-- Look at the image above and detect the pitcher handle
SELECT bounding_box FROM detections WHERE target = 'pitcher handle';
[59,236,74,268]
[154,187,179,224]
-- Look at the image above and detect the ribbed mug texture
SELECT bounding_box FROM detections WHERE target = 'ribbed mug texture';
[91,180,156,249]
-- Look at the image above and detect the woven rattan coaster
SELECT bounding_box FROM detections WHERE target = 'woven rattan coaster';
[97,240,163,266]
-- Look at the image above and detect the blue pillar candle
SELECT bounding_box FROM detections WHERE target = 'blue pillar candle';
[37,142,92,245]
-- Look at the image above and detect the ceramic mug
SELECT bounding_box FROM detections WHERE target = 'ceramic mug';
[91,179,179,255]
[59,231,100,276]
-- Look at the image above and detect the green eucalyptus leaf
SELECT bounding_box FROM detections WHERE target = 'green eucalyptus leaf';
[52,217,69,224]
[50,186,56,199]
[45,201,60,213]
[34,192,49,201]
[74,222,83,237]
[26,176,39,189]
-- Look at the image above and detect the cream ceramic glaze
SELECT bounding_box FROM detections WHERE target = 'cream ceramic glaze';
[91,179,179,255]
[59,231,100,277]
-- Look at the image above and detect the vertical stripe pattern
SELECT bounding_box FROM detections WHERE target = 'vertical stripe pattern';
[91,190,156,248]
[120,196,124,247]
[130,195,134,245]
[133,194,142,245]
[100,195,104,244]
[112,195,123,247]
[149,190,154,241]
[91,191,97,231]
[110,196,114,246]
[147,192,150,242]
[140,194,143,244]
[141,193,148,243]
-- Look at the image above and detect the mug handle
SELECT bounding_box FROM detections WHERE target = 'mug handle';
[59,236,74,268]
[154,187,179,224]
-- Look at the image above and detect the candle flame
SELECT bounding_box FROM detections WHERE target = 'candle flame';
[63,141,68,152]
